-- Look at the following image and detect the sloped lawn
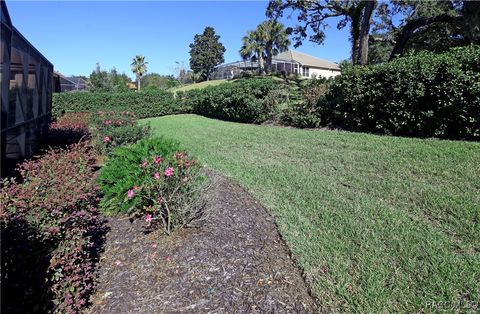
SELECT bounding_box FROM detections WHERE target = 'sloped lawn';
[142,114,480,313]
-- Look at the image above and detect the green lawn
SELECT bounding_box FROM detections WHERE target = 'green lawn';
[143,114,480,313]
[169,79,232,93]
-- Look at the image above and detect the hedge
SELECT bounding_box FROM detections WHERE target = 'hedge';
[182,78,283,123]
[321,45,480,140]
[53,78,284,124]
[52,90,182,119]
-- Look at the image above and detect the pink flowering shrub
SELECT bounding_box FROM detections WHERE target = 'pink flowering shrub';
[0,143,104,314]
[90,110,150,154]
[97,137,206,234]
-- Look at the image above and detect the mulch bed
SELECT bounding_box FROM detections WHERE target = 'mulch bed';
[87,173,317,313]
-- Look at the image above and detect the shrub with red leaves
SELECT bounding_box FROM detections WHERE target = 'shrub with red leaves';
[0,142,105,314]
[44,112,92,148]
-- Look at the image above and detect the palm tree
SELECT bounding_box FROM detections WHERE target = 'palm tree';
[257,21,291,74]
[239,30,266,75]
[239,21,291,75]
[131,55,148,91]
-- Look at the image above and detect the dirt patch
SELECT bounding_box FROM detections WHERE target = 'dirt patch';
[87,173,317,313]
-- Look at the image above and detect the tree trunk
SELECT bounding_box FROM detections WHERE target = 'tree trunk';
[358,0,375,65]
[258,53,266,75]
[350,5,363,65]
[265,44,273,74]
[137,75,140,91]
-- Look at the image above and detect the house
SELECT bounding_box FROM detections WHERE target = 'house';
[212,50,341,80]
[1,1,54,174]
[53,71,87,92]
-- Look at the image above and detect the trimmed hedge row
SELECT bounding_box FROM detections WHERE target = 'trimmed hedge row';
[52,90,183,119]
[321,45,480,140]
[53,78,283,124]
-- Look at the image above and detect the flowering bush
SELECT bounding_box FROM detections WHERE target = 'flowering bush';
[90,110,150,154]
[98,137,206,234]
[0,143,104,314]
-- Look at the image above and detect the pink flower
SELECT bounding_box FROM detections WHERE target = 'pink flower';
[164,167,174,177]
[153,156,162,164]
[127,189,135,199]
[158,196,165,204]
[103,120,112,126]
[103,136,111,143]
[140,159,148,168]
[145,214,152,223]
[154,172,161,180]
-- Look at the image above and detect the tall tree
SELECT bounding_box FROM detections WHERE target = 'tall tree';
[189,26,226,81]
[267,0,377,65]
[239,30,266,74]
[258,20,291,73]
[131,55,148,91]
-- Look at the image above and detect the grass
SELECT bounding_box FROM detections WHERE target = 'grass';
[142,114,480,313]
[169,76,287,93]
[169,79,232,93]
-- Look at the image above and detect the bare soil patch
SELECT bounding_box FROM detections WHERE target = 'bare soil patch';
[87,173,317,313]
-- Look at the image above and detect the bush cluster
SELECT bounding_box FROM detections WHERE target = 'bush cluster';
[44,112,91,147]
[1,143,103,314]
[185,78,283,123]
[90,110,150,154]
[52,90,185,119]
[97,137,205,234]
[281,80,329,128]
[321,45,480,139]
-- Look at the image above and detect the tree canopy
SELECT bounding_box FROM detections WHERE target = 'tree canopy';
[370,0,480,63]
[88,63,131,92]
[240,20,291,74]
[189,26,226,81]
[267,0,480,65]
[267,0,376,65]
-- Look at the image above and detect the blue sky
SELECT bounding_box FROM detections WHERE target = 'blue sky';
[7,1,351,79]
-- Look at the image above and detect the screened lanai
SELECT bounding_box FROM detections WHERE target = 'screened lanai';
[1,1,53,174]
[211,59,300,80]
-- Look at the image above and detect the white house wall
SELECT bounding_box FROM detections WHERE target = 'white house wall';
[302,66,341,79]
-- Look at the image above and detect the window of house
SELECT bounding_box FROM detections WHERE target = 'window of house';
[302,66,309,77]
